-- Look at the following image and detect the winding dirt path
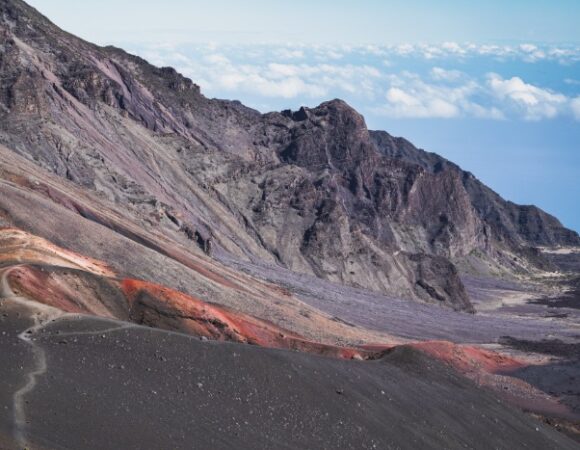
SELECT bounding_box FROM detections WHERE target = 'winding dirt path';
[0,264,140,448]
[1,266,65,448]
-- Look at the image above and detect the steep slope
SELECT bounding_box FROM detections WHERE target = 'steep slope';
[2,141,577,347]
[0,0,578,313]
[0,144,391,347]
[0,225,382,358]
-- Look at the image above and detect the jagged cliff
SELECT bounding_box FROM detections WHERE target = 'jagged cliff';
[1,0,578,312]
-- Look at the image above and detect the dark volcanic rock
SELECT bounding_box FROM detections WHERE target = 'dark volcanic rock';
[0,0,578,311]
[371,130,580,249]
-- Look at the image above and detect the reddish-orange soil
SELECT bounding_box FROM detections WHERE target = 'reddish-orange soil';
[121,278,371,359]
[409,341,525,374]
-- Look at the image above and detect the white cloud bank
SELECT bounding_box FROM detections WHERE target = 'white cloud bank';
[388,42,580,63]
[385,87,459,118]
[377,72,503,120]
[134,42,580,122]
[430,67,464,82]
[377,71,577,121]
[487,74,567,120]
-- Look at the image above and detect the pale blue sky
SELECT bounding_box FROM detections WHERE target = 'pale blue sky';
[25,1,580,232]
[28,0,580,45]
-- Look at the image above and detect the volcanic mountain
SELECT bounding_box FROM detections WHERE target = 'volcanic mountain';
[1,0,578,313]
[1,0,580,448]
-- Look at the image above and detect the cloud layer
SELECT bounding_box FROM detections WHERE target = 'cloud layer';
[133,42,580,122]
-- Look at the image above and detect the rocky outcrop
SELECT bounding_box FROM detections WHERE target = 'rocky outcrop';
[0,0,578,312]
[371,130,580,248]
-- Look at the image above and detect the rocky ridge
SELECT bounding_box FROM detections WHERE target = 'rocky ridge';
[0,0,578,312]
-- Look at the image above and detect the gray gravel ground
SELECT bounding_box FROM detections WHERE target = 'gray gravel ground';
[1,299,578,450]
[223,256,580,344]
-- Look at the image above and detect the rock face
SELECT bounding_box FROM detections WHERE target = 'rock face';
[0,0,578,312]
[371,130,580,248]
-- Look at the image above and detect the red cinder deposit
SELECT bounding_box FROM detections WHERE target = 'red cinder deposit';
[121,278,369,359]
[409,340,525,374]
